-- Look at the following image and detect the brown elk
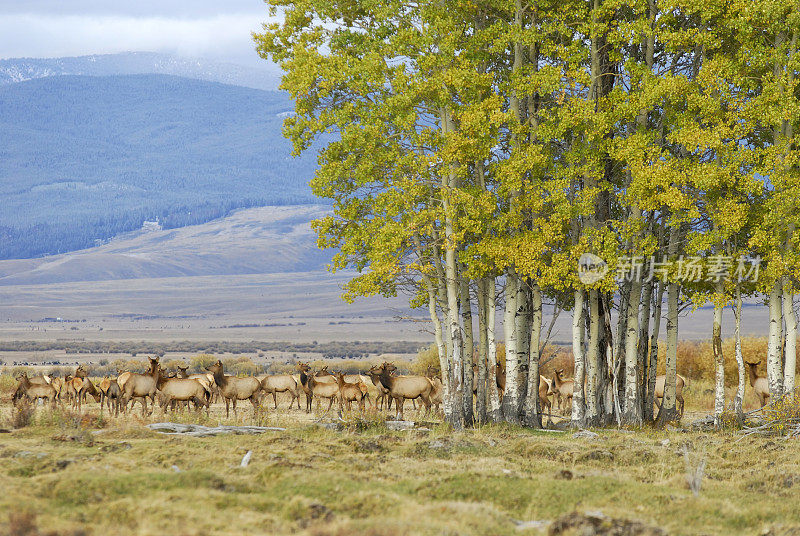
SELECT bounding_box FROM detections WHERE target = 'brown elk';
[206,360,262,418]
[296,362,315,413]
[120,357,161,416]
[426,366,444,414]
[305,369,340,413]
[365,367,392,410]
[72,366,100,411]
[495,361,552,417]
[156,370,210,415]
[98,376,122,417]
[746,361,770,408]
[654,374,686,417]
[14,372,58,407]
[261,374,300,409]
[334,372,366,412]
[372,362,432,421]
[549,369,573,414]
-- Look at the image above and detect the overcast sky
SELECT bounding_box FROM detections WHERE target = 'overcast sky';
[0,0,279,67]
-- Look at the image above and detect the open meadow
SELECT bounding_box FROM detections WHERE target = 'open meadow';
[1,372,799,536]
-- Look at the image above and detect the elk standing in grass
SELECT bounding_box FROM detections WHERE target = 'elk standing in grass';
[206,360,262,418]
[14,372,58,408]
[306,370,340,413]
[426,366,444,414]
[261,373,300,409]
[99,377,122,417]
[296,362,315,413]
[655,374,686,417]
[120,357,161,416]
[334,371,365,412]
[372,363,432,421]
[156,369,210,415]
[549,369,573,414]
[746,361,770,408]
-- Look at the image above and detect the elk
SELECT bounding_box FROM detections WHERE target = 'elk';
[14,372,57,407]
[372,362,432,421]
[296,362,315,413]
[746,361,770,408]
[99,377,122,417]
[549,369,573,414]
[426,366,444,414]
[365,367,392,410]
[61,374,77,406]
[334,371,366,412]
[120,356,161,416]
[495,361,552,417]
[156,370,210,415]
[654,374,686,417]
[206,360,262,418]
[306,370,339,413]
[261,374,300,409]
[78,377,102,410]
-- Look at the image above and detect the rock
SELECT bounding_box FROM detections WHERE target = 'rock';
[14,451,48,459]
[386,420,415,431]
[660,439,671,447]
[549,511,666,535]
[316,422,343,431]
[240,450,253,468]
[573,429,600,440]
[147,423,285,436]
[171,465,180,473]
[55,459,73,470]
[429,440,448,449]
[512,519,549,531]
[579,450,615,462]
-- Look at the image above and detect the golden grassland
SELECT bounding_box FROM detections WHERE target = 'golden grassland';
[1,383,799,536]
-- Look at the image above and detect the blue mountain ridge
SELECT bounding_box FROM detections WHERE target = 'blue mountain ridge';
[0,73,320,259]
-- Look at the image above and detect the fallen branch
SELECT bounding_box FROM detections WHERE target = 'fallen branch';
[147,423,285,437]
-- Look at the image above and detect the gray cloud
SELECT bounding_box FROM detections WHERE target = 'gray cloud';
[0,1,279,66]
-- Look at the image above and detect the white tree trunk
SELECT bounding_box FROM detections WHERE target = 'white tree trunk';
[524,284,543,427]
[783,281,796,394]
[475,278,489,423]
[622,279,643,425]
[571,289,586,424]
[585,289,600,424]
[712,281,725,425]
[733,283,745,421]
[486,278,503,422]
[502,272,521,423]
[646,281,664,422]
[767,280,784,399]
[460,277,475,425]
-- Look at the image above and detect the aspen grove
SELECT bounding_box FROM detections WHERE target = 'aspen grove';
[255,0,800,429]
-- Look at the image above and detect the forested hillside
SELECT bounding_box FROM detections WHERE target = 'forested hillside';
[0,74,320,259]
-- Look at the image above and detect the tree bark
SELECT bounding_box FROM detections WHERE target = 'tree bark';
[767,279,784,399]
[637,278,653,418]
[622,277,643,425]
[502,272,522,423]
[524,284,543,428]
[487,278,503,422]
[475,278,489,424]
[460,276,475,425]
[646,280,664,422]
[733,283,745,423]
[571,289,586,424]
[712,281,725,426]
[585,289,601,424]
[783,280,796,394]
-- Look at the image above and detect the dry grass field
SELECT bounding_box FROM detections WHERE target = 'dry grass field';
[1,384,799,536]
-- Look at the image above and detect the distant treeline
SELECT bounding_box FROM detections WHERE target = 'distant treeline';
[0,340,423,358]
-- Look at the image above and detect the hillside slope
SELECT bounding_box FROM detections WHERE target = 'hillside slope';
[0,205,331,286]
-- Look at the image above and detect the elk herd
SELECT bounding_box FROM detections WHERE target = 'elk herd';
[8,354,778,422]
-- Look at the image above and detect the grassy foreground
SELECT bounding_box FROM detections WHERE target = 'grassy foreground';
[1,400,800,536]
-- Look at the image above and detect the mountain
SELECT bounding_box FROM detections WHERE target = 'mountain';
[0,52,282,90]
[0,74,322,260]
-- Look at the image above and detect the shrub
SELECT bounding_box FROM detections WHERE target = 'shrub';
[189,353,217,373]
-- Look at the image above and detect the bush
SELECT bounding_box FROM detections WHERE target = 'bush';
[189,354,217,373]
